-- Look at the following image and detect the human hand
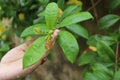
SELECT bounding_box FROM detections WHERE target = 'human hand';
[0,29,59,80]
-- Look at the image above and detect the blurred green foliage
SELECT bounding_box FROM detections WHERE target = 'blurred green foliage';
[0,0,51,59]
[0,0,120,80]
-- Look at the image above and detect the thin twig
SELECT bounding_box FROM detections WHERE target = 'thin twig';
[115,42,119,72]
[90,0,99,24]
[87,0,102,11]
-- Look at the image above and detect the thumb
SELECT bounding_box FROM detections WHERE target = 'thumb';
[52,29,60,45]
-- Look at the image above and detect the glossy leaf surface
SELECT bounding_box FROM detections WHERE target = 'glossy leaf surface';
[60,5,82,20]
[98,14,120,29]
[59,12,93,27]
[113,70,120,80]
[78,52,99,66]
[21,24,49,37]
[109,0,120,10]
[87,35,117,47]
[91,63,113,76]
[67,24,88,39]
[84,72,97,80]
[97,41,115,62]
[23,36,47,68]
[57,0,65,9]
[57,30,79,63]
[45,2,59,29]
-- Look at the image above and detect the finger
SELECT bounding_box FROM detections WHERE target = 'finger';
[0,57,45,80]
[52,29,60,42]
[51,29,59,47]
[1,38,36,63]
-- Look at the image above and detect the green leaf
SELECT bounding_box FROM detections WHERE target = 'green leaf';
[78,52,99,66]
[45,2,59,29]
[84,72,97,80]
[113,69,120,80]
[57,30,79,63]
[93,71,111,80]
[33,17,45,23]
[59,12,93,27]
[66,24,89,39]
[97,41,115,62]
[21,24,49,37]
[60,5,82,21]
[38,11,45,17]
[87,35,117,47]
[38,0,49,4]
[20,0,32,6]
[0,44,9,52]
[0,41,9,52]
[47,53,52,60]
[91,63,113,76]
[84,70,112,80]
[57,0,65,10]
[109,0,120,10]
[23,36,47,68]
[98,14,120,29]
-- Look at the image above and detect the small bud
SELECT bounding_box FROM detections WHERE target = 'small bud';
[18,13,25,21]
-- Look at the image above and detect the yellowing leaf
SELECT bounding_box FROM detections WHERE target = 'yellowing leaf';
[89,46,97,52]
[67,0,83,6]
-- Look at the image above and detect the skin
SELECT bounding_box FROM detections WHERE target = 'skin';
[0,29,59,80]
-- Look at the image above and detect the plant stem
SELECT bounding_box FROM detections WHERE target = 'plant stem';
[87,0,102,11]
[90,0,99,24]
[115,42,119,72]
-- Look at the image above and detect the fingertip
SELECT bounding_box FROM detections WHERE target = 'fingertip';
[54,29,60,34]
[53,29,60,37]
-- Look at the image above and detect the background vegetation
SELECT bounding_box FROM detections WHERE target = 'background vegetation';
[0,0,120,80]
